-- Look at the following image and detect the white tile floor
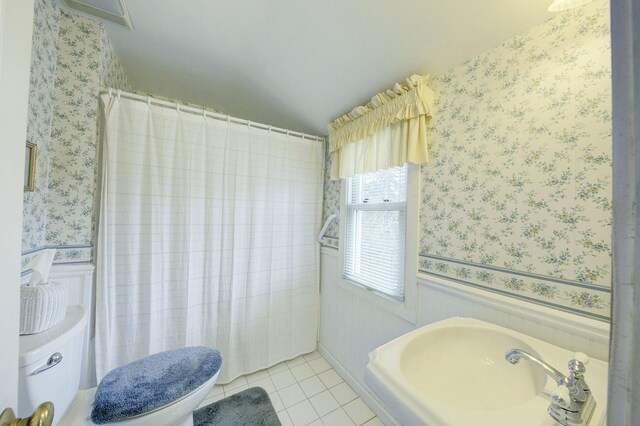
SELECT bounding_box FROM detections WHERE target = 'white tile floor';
[197,351,384,426]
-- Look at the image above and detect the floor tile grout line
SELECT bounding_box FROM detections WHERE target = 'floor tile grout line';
[205,352,378,426]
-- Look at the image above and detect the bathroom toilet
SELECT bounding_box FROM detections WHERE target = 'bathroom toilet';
[18,305,220,426]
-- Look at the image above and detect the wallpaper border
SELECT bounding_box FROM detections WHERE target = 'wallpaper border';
[22,244,94,269]
[418,255,610,321]
[420,253,610,292]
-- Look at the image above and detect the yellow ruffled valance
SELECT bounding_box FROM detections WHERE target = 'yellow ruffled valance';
[328,74,434,152]
[328,74,434,179]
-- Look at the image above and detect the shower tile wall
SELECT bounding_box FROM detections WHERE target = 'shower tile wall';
[322,0,612,320]
[22,1,131,269]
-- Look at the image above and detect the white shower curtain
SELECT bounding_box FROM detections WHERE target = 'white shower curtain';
[95,93,323,382]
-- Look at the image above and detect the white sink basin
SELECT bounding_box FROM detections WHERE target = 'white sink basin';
[365,317,608,425]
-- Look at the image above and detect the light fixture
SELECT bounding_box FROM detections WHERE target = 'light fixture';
[548,0,596,12]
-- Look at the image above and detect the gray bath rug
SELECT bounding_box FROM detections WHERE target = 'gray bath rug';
[194,386,281,426]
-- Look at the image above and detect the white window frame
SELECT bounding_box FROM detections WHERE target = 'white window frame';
[338,164,419,323]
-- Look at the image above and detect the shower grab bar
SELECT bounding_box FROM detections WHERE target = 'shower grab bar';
[317,214,338,244]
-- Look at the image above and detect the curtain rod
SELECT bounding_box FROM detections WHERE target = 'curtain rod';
[99,88,325,143]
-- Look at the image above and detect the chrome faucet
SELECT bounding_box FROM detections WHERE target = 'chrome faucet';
[505,349,568,386]
[504,349,596,426]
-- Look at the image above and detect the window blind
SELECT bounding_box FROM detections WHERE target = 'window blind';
[344,165,407,300]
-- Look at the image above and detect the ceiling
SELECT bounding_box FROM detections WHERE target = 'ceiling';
[103,0,555,136]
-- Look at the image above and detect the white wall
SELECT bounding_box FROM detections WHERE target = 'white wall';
[319,248,610,422]
[0,0,35,410]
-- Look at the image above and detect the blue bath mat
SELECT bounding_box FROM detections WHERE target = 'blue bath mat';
[194,387,281,426]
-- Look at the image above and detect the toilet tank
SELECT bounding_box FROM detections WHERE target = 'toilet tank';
[18,305,88,422]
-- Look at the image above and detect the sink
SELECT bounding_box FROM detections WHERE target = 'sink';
[365,317,608,425]
[400,326,547,410]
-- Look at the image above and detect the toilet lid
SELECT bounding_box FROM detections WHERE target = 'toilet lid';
[91,346,222,424]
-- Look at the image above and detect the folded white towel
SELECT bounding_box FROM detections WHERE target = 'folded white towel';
[25,249,57,286]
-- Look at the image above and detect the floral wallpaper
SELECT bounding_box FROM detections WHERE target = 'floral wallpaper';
[321,139,340,248]
[419,0,611,320]
[22,0,60,253]
[22,2,132,269]
[21,0,220,270]
[323,0,612,320]
[46,11,101,258]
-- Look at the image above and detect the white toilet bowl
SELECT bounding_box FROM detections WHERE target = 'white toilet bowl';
[59,372,218,426]
[18,306,220,426]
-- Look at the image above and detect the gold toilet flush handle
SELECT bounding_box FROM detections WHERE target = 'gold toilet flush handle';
[0,402,54,426]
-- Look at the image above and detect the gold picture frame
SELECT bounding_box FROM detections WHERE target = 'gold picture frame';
[24,142,37,192]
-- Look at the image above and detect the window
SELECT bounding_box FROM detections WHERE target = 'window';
[343,165,408,301]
